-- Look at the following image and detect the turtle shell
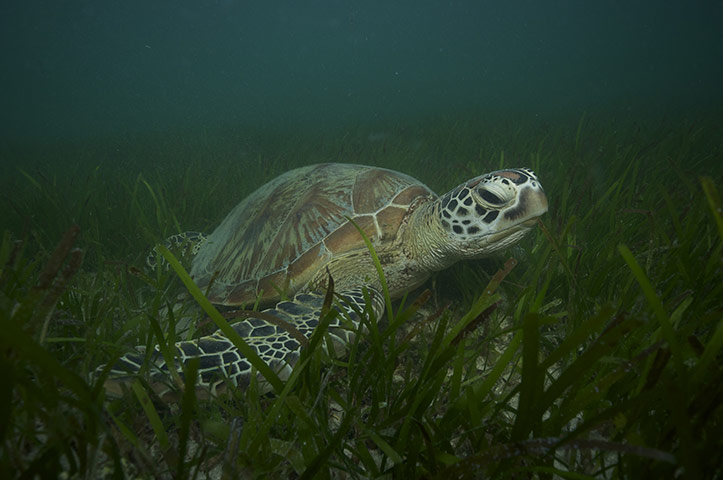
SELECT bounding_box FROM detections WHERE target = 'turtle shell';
[190,163,435,306]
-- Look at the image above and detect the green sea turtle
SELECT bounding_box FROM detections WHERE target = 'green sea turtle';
[105,163,547,397]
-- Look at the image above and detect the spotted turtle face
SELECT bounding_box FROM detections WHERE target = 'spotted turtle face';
[438,168,548,257]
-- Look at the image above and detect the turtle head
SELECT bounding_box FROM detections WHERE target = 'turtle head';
[435,168,548,259]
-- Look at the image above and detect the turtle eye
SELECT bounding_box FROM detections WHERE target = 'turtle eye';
[478,189,504,205]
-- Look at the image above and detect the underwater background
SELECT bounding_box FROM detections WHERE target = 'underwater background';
[1,0,721,141]
[1,1,722,479]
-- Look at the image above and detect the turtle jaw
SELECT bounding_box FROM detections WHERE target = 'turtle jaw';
[479,216,542,254]
[520,217,542,228]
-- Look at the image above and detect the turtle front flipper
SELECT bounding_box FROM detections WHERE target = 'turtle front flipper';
[102,286,384,399]
[146,231,209,270]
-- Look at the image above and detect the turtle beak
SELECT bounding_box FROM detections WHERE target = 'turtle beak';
[483,185,547,246]
[526,187,548,219]
[501,184,548,225]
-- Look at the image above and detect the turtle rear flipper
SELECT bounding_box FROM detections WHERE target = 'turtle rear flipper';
[146,231,209,270]
[103,286,383,399]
